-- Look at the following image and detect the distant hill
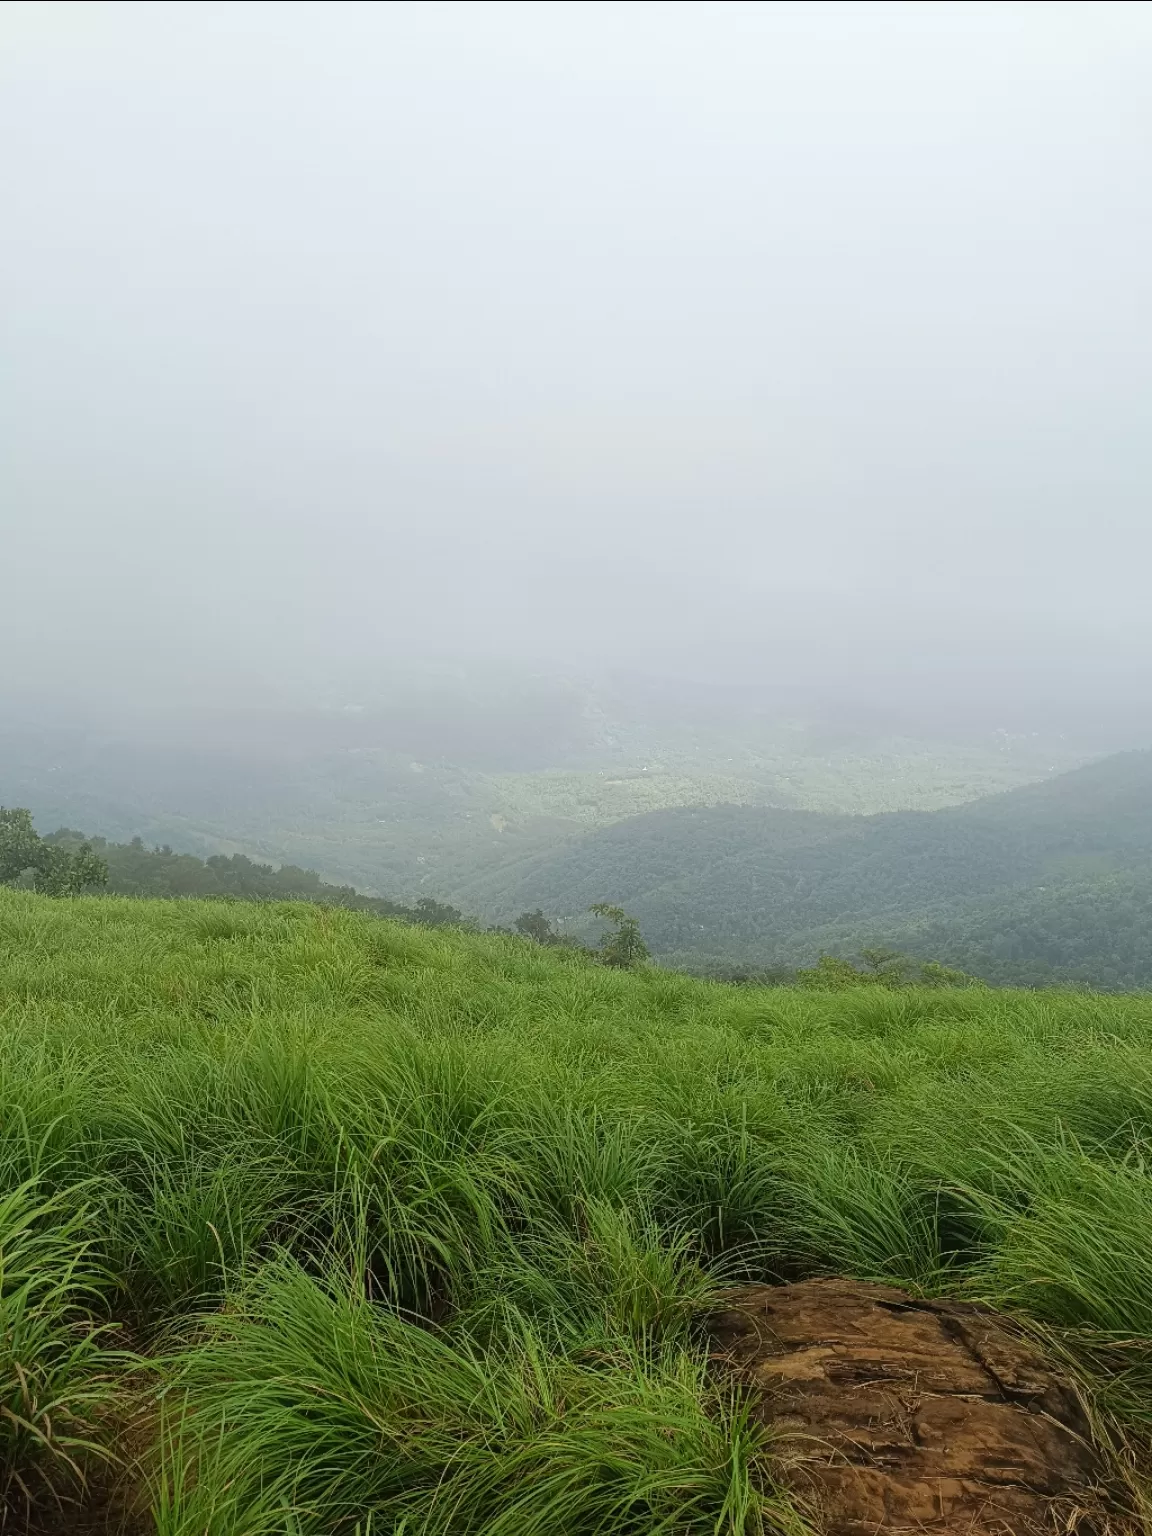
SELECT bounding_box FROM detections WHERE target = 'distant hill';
[451,750,1152,988]
[42,830,464,927]
[883,867,1152,990]
[1,679,1095,903]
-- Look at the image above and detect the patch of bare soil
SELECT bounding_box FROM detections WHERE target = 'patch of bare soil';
[12,1470,148,1536]
[711,1278,1136,1536]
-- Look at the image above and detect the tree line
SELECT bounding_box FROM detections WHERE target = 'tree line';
[0,811,654,970]
[1,808,981,986]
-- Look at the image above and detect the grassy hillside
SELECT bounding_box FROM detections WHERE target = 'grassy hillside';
[3,890,1152,1528]
[455,750,1152,986]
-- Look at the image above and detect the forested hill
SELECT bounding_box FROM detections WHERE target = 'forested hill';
[451,749,1152,987]
[43,831,464,926]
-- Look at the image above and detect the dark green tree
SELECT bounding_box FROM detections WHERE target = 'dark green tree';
[794,954,865,991]
[0,808,42,884]
[515,909,561,945]
[0,808,108,896]
[588,903,650,970]
[858,947,911,985]
[796,949,978,990]
[918,959,978,988]
[34,841,110,896]
[412,896,463,927]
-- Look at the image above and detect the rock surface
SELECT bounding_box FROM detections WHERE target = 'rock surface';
[711,1278,1131,1536]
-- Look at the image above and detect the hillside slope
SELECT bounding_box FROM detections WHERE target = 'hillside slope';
[453,750,1152,984]
[2,889,1152,1528]
[885,867,1152,989]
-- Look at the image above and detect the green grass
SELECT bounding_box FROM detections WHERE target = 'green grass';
[152,1258,783,1536]
[0,1172,119,1521]
[3,887,1152,1528]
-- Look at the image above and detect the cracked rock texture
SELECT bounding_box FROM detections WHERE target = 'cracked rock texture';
[711,1278,1132,1536]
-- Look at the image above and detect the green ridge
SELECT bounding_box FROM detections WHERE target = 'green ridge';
[453,749,1152,987]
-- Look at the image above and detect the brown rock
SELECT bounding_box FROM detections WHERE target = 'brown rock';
[711,1278,1133,1536]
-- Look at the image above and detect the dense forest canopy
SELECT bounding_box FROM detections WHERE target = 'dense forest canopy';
[451,750,1152,990]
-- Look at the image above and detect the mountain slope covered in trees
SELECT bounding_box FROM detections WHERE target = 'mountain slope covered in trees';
[41,829,464,925]
[452,750,1152,987]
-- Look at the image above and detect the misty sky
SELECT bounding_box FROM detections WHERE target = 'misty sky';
[3,1,1151,710]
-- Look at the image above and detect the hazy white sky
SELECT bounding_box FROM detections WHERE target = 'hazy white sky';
[3,1,1151,704]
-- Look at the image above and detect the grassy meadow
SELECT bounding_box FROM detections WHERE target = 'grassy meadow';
[3,888,1152,1531]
